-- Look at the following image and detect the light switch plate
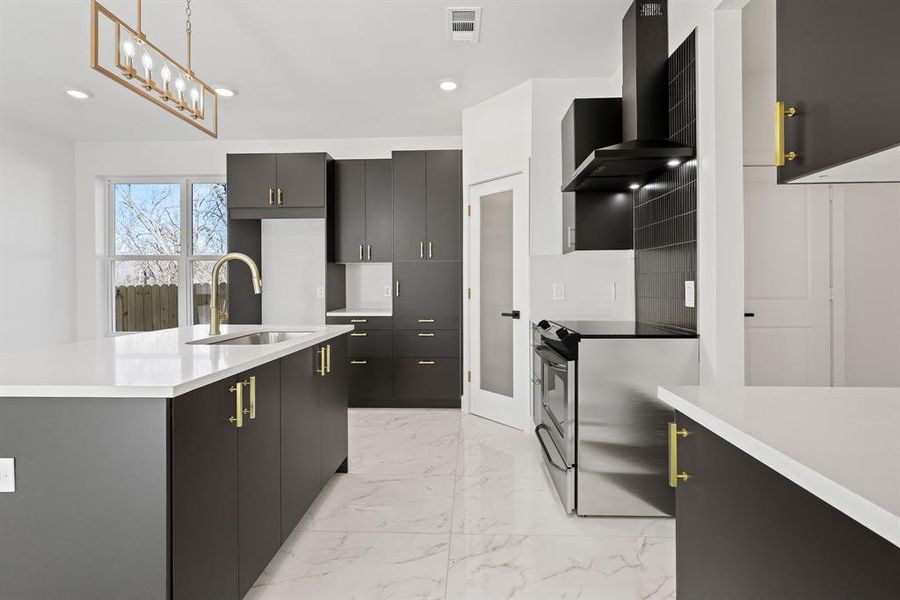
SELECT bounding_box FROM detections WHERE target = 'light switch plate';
[383,285,392,297]
[316,285,325,299]
[552,283,565,301]
[685,280,696,308]
[0,458,15,493]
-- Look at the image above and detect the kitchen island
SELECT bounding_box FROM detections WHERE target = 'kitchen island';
[658,385,900,598]
[0,325,352,600]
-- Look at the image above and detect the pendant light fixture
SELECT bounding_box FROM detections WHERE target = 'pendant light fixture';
[90,0,218,138]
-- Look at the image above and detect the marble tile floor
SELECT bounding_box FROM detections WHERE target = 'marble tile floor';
[246,409,676,600]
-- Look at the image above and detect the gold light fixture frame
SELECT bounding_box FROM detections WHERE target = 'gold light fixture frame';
[90,0,218,138]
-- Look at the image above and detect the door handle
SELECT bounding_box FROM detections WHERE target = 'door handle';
[276,187,283,206]
[228,381,244,428]
[268,188,274,206]
[244,376,256,419]
[417,318,435,323]
[326,343,332,374]
[350,318,368,323]
[367,244,372,260]
[359,244,363,261]
[428,241,433,258]
[501,310,521,319]
[317,347,326,377]
[774,101,798,166]
[744,312,756,318]
[418,360,435,365]
[419,241,424,259]
[417,332,435,337]
[350,360,368,365]
[668,422,690,487]
[395,281,400,296]
[350,332,368,337]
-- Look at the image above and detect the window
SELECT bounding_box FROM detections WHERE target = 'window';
[109,179,227,332]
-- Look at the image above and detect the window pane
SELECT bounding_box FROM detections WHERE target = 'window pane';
[192,183,227,255]
[192,261,228,325]
[113,260,178,332]
[114,183,181,255]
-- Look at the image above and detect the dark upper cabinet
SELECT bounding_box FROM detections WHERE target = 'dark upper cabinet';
[172,378,239,600]
[393,150,462,261]
[226,152,331,217]
[236,360,281,598]
[280,346,322,539]
[335,159,393,263]
[776,0,900,183]
[393,151,428,261]
[365,159,393,262]
[320,336,349,480]
[393,261,461,320]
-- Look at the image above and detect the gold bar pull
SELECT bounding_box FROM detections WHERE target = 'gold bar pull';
[428,241,433,259]
[774,101,798,166]
[419,241,424,258]
[350,360,368,365]
[359,244,363,261]
[367,244,372,261]
[668,422,690,487]
[268,188,274,205]
[417,318,435,323]
[395,281,400,296]
[317,347,326,377]
[417,332,435,337]
[276,187,283,206]
[350,318,368,323]
[350,332,368,337]
[228,381,244,428]
[326,343,332,374]
[418,360,435,365]
[245,376,256,419]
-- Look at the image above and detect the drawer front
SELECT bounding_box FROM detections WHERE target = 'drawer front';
[326,316,392,330]
[346,329,392,357]
[393,315,459,330]
[347,357,392,401]
[394,329,459,358]
[393,358,460,401]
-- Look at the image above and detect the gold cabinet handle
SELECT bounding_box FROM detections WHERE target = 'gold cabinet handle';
[245,376,256,419]
[774,101,798,166]
[317,347,326,377]
[276,187,283,205]
[418,360,435,365]
[417,318,435,323]
[359,244,364,261]
[417,332,435,337]
[428,241,433,259]
[350,332,368,337]
[326,343,332,374]
[350,360,368,365]
[228,381,244,428]
[268,188,274,205]
[419,241,424,258]
[668,422,690,487]
[367,244,372,261]
[350,318,368,323]
[395,281,400,297]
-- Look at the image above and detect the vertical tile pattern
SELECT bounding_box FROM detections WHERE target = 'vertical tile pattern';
[634,31,698,333]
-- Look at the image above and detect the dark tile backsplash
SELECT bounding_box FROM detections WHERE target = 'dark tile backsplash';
[634,31,697,333]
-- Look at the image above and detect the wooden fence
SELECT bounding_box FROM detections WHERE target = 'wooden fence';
[114,283,227,331]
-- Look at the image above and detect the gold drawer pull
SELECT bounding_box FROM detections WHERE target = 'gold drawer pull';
[350,332,368,337]
[419,241,424,258]
[243,376,256,419]
[268,188,274,205]
[276,187,284,205]
[774,101,798,166]
[418,360,435,365]
[417,318,435,323]
[417,332,435,337]
[350,318,368,323]
[228,381,244,428]
[317,347,326,377]
[350,360,368,365]
[668,422,690,487]
[326,343,332,374]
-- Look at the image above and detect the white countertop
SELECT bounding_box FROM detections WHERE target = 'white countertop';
[326,307,392,317]
[658,385,900,547]
[0,325,353,399]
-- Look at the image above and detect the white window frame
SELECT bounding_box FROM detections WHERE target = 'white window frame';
[106,176,227,333]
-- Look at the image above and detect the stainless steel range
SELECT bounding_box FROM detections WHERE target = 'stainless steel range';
[533,319,699,517]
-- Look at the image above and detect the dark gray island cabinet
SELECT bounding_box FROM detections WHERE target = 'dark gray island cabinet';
[0,331,349,600]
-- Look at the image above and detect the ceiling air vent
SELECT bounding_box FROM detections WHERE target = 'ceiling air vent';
[447,7,482,43]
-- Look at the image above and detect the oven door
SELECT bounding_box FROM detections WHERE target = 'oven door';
[534,344,576,512]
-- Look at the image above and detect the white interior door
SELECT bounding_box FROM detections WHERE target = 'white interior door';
[468,173,529,430]
[744,166,831,385]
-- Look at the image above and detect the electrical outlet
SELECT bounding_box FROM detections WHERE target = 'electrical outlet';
[316,285,325,299]
[383,285,392,297]
[685,280,696,308]
[552,283,565,301]
[610,282,617,302]
[0,458,15,493]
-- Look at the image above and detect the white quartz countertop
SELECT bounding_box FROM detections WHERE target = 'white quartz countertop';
[658,385,900,547]
[0,325,353,399]
[326,307,392,317]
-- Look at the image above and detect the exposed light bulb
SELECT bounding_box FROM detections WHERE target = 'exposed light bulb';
[140,51,153,83]
[629,183,640,190]
[160,65,172,82]
[666,159,681,167]
[189,86,201,113]
[174,77,186,104]
[122,38,136,58]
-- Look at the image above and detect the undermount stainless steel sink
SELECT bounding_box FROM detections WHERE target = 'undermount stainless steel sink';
[192,331,314,345]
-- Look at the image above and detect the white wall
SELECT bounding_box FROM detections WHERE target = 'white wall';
[74,135,461,340]
[0,119,76,352]
[344,263,392,310]
[531,251,635,320]
[260,219,326,325]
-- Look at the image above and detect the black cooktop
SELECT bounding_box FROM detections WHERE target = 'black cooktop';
[548,320,698,339]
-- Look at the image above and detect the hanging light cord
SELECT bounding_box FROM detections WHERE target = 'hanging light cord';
[185,0,193,73]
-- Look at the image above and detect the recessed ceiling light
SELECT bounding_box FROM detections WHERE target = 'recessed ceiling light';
[214,86,237,97]
[629,183,641,190]
[64,88,92,100]
[666,159,681,167]
[438,79,458,92]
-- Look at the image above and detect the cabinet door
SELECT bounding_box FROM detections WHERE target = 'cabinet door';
[776,0,900,183]
[335,160,366,263]
[365,159,393,262]
[393,329,459,358]
[276,153,327,208]
[321,335,349,480]
[237,360,281,597]
[347,357,393,406]
[393,261,461,319]
[172,378,239,600]
[425,150,462,260]
[280,346,322,539]
[226,153,276,209]
[393,358,460,407]
[392,151,427,261]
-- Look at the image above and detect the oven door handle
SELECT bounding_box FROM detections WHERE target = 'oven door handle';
[535,346,568,370]
[535,424,568,473]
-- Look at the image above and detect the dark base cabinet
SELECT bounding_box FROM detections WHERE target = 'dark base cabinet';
[347,357,393,407]
[172,335,349,600]
[393,358,461,408]
[675,412,900,599]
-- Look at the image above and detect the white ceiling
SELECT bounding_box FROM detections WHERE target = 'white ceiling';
[0,0,629,142]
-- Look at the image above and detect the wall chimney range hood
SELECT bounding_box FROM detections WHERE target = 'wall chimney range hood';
[562,0,693,193]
